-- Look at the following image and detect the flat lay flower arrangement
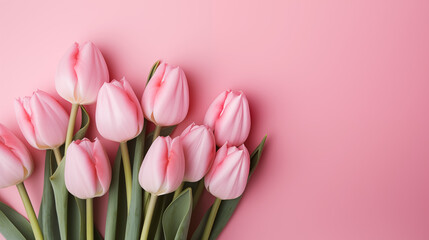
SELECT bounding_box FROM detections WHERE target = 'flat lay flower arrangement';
[0,42,266,240]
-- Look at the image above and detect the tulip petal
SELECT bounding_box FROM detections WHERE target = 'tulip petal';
[92,139,111,196]
[0,125,33,178]
[142,62,166,121]
[14,98,38,149]
[214,92,251,146]
[182,125,215,182]
[96,79,142,142]
[65,141,98,199]
[204,143,228,186]
[204,91,228,130]
[208,149,249,199]
[152,65,189,126]
[55,42,79,103]
[0,143,26,188]
[74,42,109,104]
[139,137,169,194]
[30,91,69,149]
[161,137,185,194]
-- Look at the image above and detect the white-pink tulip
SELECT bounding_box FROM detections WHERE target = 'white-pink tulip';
[141,62,189,126]
[138,136,185,195]
[180,123,216,182]
[64,138,111,199]
[205,143,250,200]
[95,77,144,142]
[14,90,69,150]
[55,42,109,105]
[0,124,33,188]
[204,90,251,147]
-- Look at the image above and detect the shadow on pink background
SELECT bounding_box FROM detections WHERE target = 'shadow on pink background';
[1,1,429,239]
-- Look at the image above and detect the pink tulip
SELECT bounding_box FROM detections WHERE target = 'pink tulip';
[180,123,216,182]
[64,138,111,199]
[55,42,109,105]
[14,90,69,150]
[204,143,250,200]
[96,77,144,143]
[204,90,251,147]
[138,136,185,195]
[0,124,33,188]
[141,62,189,126]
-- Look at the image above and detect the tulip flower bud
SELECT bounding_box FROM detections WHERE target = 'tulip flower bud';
[204,143,250,200]
[138,136,185,195]
[0,124,33,188]
[64,138,111,199]
[55,42,109,105]
[180,123,216,182]
[14,90,69,150]
[204,90,251,147]
[141,62,189,126]
[96,77,144,143]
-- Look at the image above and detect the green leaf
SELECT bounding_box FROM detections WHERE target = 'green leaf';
[162,188,193,240]
[50,106,92,240]
[125,122,147,240]
[67,195,86,240]
[105,147,128,240]
[0,201,34,240]
[191,136,267,240]
[38,150,60,240]
[151,193,173,240]
[73,106,90,141]
[147,60,161,84]
[145,125,176,153]
[49,158,68,240]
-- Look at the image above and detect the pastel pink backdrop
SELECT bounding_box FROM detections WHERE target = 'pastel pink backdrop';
[1,1,429,239]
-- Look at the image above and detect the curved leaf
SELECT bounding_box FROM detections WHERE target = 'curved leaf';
[152,193,173,240]
[191,136,267,240]
[38,150,60,240]
[147,60,161,84]
[50,105,91,240]
[162,188,193,240]
[49,158,68,240]
[105,147,128,240]
[125,122,147,240]
[73,106,90,141]
[0,201,34,240]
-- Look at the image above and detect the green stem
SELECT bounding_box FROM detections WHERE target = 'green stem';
[140,194,158,240]
[16,183,43,240]
[65,103,79,153]
[52,147,62,166]
[172,182,184,200]
[120,141,132,212]
[143,191,150,214]
[193,180,205,210]
[153,125,162,142]
[202,198,222,240]
[87,198,93,240]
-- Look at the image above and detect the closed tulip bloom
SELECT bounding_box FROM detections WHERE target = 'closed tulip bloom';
[180,123,216,182]
[0,124,33,188]
[55,42,109,105]
[65,138,111,199]
[204,90,251,147]
[204,143,250,200]
[96,77,144,142]
[14,90,69,150]
[141,62,189,126]
[139,136,185,195]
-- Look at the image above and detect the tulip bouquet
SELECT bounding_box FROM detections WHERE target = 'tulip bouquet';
[0,42,266,240]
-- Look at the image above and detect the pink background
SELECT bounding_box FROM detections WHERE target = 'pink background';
[1,1,429,239]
